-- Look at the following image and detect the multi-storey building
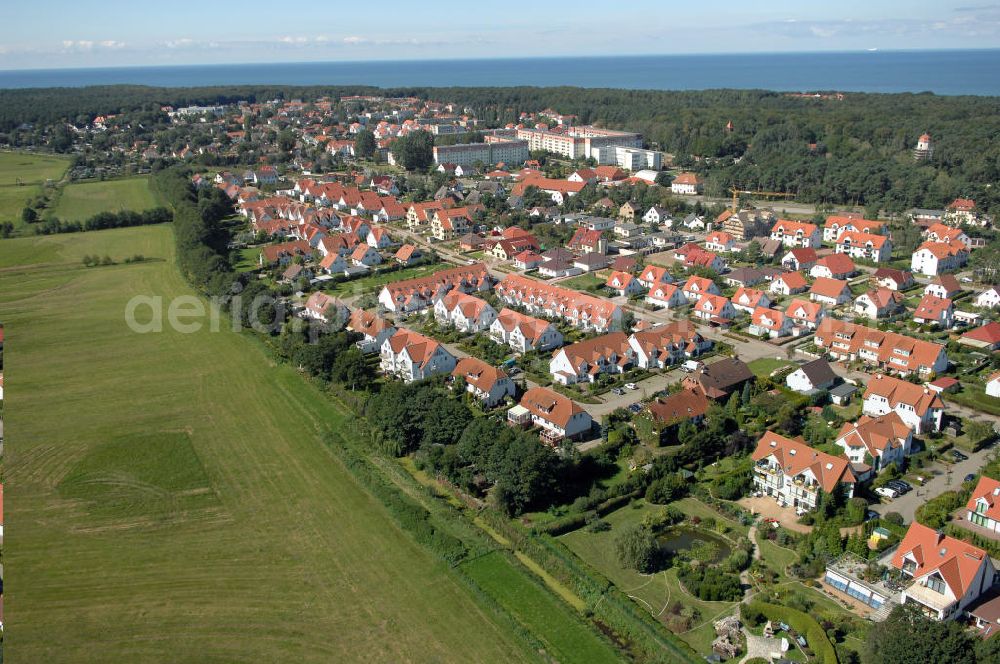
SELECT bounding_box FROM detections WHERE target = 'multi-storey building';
[515,125,642,160]
[814,319,948,377]
[431,139,529,168]
[752,431,856,511]
[495,274,622,332]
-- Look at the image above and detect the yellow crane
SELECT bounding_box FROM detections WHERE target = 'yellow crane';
[730,188,795,210]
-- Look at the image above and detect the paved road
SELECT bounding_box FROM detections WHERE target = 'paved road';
[869,440,997,522]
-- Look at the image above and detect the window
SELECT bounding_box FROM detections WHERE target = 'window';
[924,575,946,594]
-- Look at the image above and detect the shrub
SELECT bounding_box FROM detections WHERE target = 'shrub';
[615,524,660,573]
[677,565,742,602]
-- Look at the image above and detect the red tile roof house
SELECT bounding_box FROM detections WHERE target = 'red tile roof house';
[810,253,856,280]
[834,412,913,474]
[259,240,312,267]
[489,308,563,353]
[783,298,825,330]
[605,270,645,297]
[731,287,772,314]
[637,265,672,290]
[451,357,515,408]
[692,294,736,324]
[834,231,892,263]
[645,283,687,310]
[495,274,622,333]
[646,388,710,437]
[752,431,856,512]
[963,476,1000,538]
[872,267,914,291]
[891,522,995,621]
[394,243,421,266]
[809,277,853,307]
[854,288,905,320]
[924,274,962,300]
[567,228,608,255]
[509,386,592,443]
[303,292,349,325]
[681,275,722,303]
[748,306,793,338]
[769,271,808,296]
[911,239,969,277]
[770,219,821,248]
[549,332,633,385]
[814,318,948,378]
[959,321,1000,350]
[626,321,711,369]
[347,309,396,353]
[913,294,954,328]
[781,247,818,272]
[433,291,497,333]
[379,329,457,383]
[862,374,944,434]
[378,263,492,313]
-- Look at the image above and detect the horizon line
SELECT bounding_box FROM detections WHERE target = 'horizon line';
[2,47,999,74]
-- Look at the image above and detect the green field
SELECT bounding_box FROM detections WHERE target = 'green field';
[0,151,69,222]
[461,552,621,664]
[2,226,537,662]
[53,176,161,221]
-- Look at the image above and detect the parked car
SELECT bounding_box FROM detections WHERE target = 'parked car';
[887,480,912,493]
[624,382,638,390]
[951,449,969,462]
[865,510,880,522]
[965,473,977,483]
[611,387,625,396]
[875,487,898,499]
[628,403,642,414]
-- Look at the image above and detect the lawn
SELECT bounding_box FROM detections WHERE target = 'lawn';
[53,176,161,221]
[0,151,69,224]
[947,385,1000,416]
[747,357,794,378]
[560,272,606,293]
[2,226,536,663]
[323,261,448,297]
[560,499,744,653]
[461,552,621,664]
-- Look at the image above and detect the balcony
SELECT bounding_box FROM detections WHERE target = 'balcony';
[904,583,955,617]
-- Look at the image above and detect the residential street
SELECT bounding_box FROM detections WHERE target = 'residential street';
[868,440,997,522]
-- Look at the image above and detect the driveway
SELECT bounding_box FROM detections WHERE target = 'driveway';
[868,440,997,523]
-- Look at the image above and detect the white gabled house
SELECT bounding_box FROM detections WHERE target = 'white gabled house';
[489,308,563,353]
[834,412,912,472]
[451,357,515,407]
[862,374,944,434]
[380,329,457,383]
[645,283,687,309]
[975,287,1000,310]
[433,291,497,333]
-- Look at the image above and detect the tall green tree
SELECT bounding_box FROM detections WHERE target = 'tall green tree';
[354,129,377,159]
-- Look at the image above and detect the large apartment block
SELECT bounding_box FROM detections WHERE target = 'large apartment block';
[432,140,529,168]
[515,125,642,160]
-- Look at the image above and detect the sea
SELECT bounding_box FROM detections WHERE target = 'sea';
[1,50,999,95]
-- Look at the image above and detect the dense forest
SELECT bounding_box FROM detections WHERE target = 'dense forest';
[2,84,998,214]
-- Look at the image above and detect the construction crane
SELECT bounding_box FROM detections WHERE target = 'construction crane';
[730,188,795,211]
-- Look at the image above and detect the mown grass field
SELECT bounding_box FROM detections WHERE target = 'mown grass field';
[2,225,538,663]
[461,552,621,664]
[53,176,161,221]
[0,151,69,223]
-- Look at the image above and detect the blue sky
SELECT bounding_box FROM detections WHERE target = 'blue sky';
[3,0,1000,69]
